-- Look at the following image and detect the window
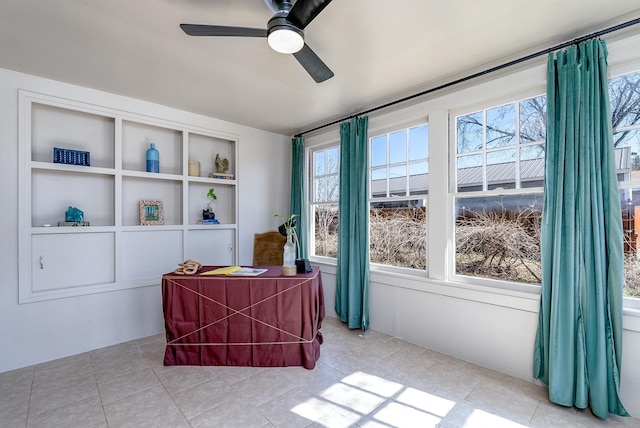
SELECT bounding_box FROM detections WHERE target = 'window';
[369,124,428,270]
[456,97,546,192]
[453,95,546,284]
[310,146,339,258]
[306,70,640,301]
[610,70,640,299]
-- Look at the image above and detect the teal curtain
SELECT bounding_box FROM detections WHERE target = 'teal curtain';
[335,117,370,330]
[290,136,308,259]
[533,39,627,418]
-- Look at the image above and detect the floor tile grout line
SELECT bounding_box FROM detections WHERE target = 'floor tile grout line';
[89,349,110,427]
[92,358,110,428]
[24,366,35,428]
[152,365,194,426]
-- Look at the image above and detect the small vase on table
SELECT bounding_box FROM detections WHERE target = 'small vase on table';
[282,230,296,276]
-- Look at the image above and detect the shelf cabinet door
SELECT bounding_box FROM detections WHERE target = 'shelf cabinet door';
[121,230,184,281]
[31,233,115,294]
[188,229,235,265]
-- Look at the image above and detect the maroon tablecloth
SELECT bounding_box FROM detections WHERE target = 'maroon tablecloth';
[162,266,324,369]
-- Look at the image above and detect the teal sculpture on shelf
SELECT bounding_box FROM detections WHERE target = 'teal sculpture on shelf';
[65,206,84,222]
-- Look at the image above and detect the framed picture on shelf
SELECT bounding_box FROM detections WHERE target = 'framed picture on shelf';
[139,200,164,225]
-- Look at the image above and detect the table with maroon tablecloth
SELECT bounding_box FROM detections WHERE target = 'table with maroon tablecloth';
[161,266,324,369]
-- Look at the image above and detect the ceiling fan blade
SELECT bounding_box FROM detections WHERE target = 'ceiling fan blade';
[293,43,334,83]
[180,24,267,38]
[287,0,333,29]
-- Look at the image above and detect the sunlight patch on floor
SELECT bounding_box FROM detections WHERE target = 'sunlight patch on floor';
[462,409,528,427]
[360,401,442,427]
[291,370,458,427]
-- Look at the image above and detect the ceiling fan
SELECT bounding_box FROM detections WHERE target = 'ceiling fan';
[180,0,334,83]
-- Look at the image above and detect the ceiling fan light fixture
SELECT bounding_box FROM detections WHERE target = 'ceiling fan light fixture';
[268,27,304,54]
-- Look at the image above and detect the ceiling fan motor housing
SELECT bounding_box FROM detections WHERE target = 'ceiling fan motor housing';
[268,0,302,35]
[268,16,304,39]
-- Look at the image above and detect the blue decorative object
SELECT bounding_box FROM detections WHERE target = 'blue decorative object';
[65,206,84,222]
[53,147,90,166]
[146,143,159,173]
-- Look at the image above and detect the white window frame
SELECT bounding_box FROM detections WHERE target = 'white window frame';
[308,142,340,262]
[448,90,546,294]
[368,120,429,275]
[609,67,640,310]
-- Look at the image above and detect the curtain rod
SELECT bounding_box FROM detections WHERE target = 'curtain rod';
[295,16,640,137]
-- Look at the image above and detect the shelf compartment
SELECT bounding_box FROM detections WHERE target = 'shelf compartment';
[188,132,236,179]
[122,120,182,175]
[31,103,115,169]
[122,176,182,226]
[188,181,236,226]
[31,169,115,227]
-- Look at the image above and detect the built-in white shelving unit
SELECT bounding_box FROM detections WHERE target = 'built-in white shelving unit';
[18,90,239,303]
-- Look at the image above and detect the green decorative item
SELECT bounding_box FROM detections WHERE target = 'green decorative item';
[203,188,217,221]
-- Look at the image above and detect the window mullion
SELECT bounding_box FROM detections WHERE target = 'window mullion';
[515,102,521,189]
[482,110,488,192]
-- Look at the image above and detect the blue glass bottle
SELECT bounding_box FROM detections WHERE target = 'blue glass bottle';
[146,143,159,173]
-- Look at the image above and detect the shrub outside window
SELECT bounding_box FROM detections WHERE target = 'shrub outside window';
[455,194,543,284]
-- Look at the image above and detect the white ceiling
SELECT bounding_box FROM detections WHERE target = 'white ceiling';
[1,0,640,136]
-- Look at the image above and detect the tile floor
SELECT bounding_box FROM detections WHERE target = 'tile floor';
[1,316,637,428]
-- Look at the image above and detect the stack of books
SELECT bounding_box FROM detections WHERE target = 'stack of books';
[208,172,234,180]
[201,219,219,224]
[58,221,90,226]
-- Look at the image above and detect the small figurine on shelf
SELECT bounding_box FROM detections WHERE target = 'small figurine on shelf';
[66,206,84,222]
[59,206,90,226]
[202,188,219,224]
[215,154,229,173]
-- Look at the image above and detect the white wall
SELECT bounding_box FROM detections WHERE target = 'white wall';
[0,68,290,373]
[307,32,640,416]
